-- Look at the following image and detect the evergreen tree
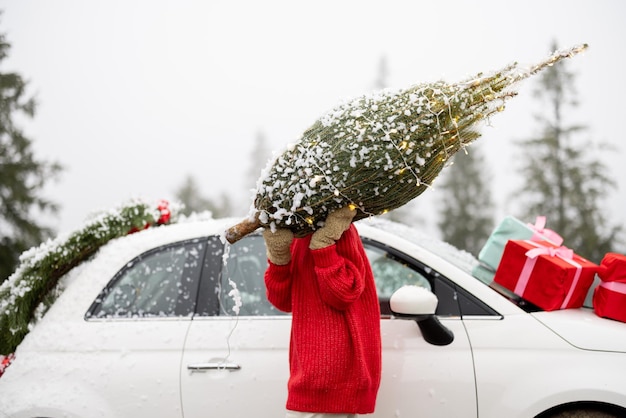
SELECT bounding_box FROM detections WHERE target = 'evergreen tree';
[246,130,272,193]
[513,41,620,263]
[205,191,235,218]
[174,174,234,218]
[0,27,62,281]
[175,175,212,216]
[373,55,389,90]
[437,146,494,255]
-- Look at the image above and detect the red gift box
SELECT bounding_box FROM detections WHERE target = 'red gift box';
[593,253,626,323]
[494,240,598,311]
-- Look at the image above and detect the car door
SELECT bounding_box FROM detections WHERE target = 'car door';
[364,241,478,418]
[180,234,478,418]
[180,234,291,418]
[82,238,207,418]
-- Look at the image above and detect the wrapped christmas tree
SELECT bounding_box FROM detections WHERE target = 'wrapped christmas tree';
[225,44,588,244]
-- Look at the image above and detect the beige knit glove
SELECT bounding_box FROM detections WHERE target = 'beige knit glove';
[263,228,294,265]
[309,206,357,250]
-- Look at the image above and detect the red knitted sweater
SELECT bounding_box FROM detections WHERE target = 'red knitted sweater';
[264,225,382,414]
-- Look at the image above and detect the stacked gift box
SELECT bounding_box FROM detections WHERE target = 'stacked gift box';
[474,215,626,319]
[474,215,602,312]
[593,253,626,323]
[493,239,598,311]
[472,215,563,284]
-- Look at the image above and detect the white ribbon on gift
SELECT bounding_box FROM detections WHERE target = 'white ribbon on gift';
[600,281,626,295]
[513,240,583,309]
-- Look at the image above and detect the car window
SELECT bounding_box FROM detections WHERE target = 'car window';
[363,242,435,316]
[86,239,205,319]
[219,235,287,316]
[195,233,497,319]
[365,244,431,298]
[362,239,498,318]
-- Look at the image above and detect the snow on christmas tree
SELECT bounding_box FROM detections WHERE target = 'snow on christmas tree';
[0,199,177,355]
[225,44,588,243]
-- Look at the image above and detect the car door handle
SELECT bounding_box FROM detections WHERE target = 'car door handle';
[187,361,242,372]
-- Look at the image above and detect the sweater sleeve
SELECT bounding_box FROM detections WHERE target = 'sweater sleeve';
[264,261,293,313]
[311,227,366,311]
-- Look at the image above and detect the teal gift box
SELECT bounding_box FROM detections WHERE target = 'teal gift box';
[472,262,496,285]
[478,216,562,271]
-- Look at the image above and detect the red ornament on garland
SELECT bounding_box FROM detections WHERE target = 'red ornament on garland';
[157,199,171,224]
[128,199,171,234]
[0,353,15,378]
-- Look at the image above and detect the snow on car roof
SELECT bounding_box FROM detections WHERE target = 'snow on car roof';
[356,217,480,274]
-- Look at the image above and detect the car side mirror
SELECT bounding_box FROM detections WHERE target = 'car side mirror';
[389,285,454,346]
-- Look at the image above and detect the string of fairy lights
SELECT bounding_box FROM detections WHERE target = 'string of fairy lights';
[227,44,588,244]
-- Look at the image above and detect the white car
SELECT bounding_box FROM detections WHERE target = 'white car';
[1,217,625,418]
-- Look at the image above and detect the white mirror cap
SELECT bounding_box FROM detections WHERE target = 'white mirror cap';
[390,285,438,315]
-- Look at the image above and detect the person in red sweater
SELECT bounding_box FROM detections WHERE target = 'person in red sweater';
[263,206,382,418]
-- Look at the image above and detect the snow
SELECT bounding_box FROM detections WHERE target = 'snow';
[359,217,479,275]
[227,279,243,315]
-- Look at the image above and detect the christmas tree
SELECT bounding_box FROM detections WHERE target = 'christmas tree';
[225,44,588,243]
[0,199,175,355]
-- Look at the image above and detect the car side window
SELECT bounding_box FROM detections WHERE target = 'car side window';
[219,235,287,316]
[362,238,498,318]
[86,239,205,319]
[363,243,433,316]
[365,244,431,298]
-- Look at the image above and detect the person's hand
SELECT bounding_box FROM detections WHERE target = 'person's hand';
[310,206,357,250]
[263,228,294,265]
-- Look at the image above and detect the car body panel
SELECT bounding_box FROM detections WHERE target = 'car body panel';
[376,317,476,417]
[467,314,626,417]
[3,227,197,418]
[531,309,626,353]
[5,319,189,418]
[180,316,291,418]
[180,315,477,418]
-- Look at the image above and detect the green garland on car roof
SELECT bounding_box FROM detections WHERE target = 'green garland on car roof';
[0,199,177,355]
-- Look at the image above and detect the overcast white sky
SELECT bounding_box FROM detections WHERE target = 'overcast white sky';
[2,0,625,244]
